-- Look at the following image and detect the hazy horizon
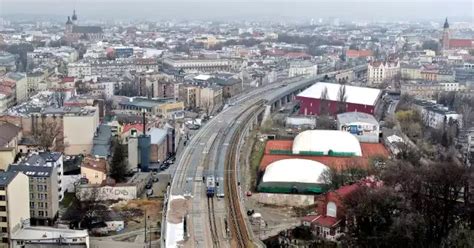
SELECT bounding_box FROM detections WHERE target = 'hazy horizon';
[0,0,472,23]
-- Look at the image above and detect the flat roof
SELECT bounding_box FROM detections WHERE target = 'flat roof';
[337,112,378,125]
[297,82,382,106]
[11,226,88,240]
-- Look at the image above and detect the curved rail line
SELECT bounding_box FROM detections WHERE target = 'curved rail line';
[224,103,263,247]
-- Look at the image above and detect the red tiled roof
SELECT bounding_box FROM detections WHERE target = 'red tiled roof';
[312,215,339,228]
[62,77,75,83]
[346,49,373,58]
[264,140,293,154]
[449,39,474,48]
[285,52,312,59]
[122,123,144,134]
[301,214,320,223]
[334,183,359,198]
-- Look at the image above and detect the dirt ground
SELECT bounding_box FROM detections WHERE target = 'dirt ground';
[167,198,189,224]
[111,198,163,231]
[240,131,306,241]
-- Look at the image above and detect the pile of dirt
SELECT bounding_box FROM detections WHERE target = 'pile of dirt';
[168,198,188,224]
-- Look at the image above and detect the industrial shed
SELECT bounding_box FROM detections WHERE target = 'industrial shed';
[258,158,330,194]
[296,82,382,116]
[337,112,380,143]
[292,130,362,156]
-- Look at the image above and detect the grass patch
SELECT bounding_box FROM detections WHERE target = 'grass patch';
[249,137,265,191]
[60,192,76,208]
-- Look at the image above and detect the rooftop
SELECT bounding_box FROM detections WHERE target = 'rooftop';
[0,122,21,147]
[92,124,112,158]
[337,112,378,125]
[81,156,107,173]
[11,226,88,241]
[297,82,382,106]
[0,171,19,186]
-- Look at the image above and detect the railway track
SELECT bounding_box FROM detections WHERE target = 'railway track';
[224,103,262,248]
[207,197,220,247]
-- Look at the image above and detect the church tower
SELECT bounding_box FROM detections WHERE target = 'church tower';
[72,10,78,25]
[65,16,73,34]
[442,17,450,50]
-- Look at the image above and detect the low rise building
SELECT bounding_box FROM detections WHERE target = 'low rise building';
[80,156,107,185]
[336,112,379,143]
[288,61,318,78]
[10,226,89,248]
[367,60,400,85]
[414,100,462,129]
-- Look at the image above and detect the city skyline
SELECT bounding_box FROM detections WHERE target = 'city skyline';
[0,0,472,22]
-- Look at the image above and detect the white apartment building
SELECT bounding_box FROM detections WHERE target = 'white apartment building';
[163,58,239,72]
[368,60,400,85]
[288,61,318,78]
[440,82,460,92]
[67,62,92,77]
[0,171,30,247]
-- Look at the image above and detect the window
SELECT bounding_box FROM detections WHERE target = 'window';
[44,185,47,191]
[0,196,4,201]
[37,185,43,191]
[0,206,5,212]
[1,227,6,233]
[30,210,35,216]
[326,201,337,218]
[0,187,4,191]
[30,193,34,199]
[38,202,44,208]
[45,203,48,208]
[30,202,35,208]
[38,211,44,217]
[0,217,6,222]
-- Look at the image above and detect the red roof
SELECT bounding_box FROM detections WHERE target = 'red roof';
[122,123,144,134]
[346,49,373,58]
[312,215,339,228]
[333,183,359,198]
[284,52,312,59]
[449,39,473,48]
[259,142,389,171]
[62,77,75,83]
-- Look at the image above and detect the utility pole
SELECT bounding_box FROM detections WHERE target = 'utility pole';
[144,209,147,245]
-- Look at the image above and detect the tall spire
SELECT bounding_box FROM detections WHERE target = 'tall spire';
[72,9,77,21]
[443,17,449,29]
[66,16,72,25]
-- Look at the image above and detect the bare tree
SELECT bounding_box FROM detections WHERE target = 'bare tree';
[319,86,329,115]
[33,118,63,151]
[337,83,348,114]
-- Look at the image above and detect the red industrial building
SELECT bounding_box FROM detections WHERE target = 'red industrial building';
[296,82,382,116]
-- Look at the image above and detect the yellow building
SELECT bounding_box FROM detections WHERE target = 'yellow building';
[157,101,184,119]
[80,156,107,185]
[0,171,30,247]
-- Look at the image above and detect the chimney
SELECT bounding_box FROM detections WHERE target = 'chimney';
[142,109,146,135]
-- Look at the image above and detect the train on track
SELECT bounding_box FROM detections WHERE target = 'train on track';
[206,176,216,197]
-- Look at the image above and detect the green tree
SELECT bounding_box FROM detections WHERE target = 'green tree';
[110,142,127,182]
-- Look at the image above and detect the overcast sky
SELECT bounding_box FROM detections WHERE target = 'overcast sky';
[0,0,472,22]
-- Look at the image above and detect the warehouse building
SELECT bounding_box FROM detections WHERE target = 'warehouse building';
[257,159,330,194]
[296,82,382,116]
[336,112,380,143]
